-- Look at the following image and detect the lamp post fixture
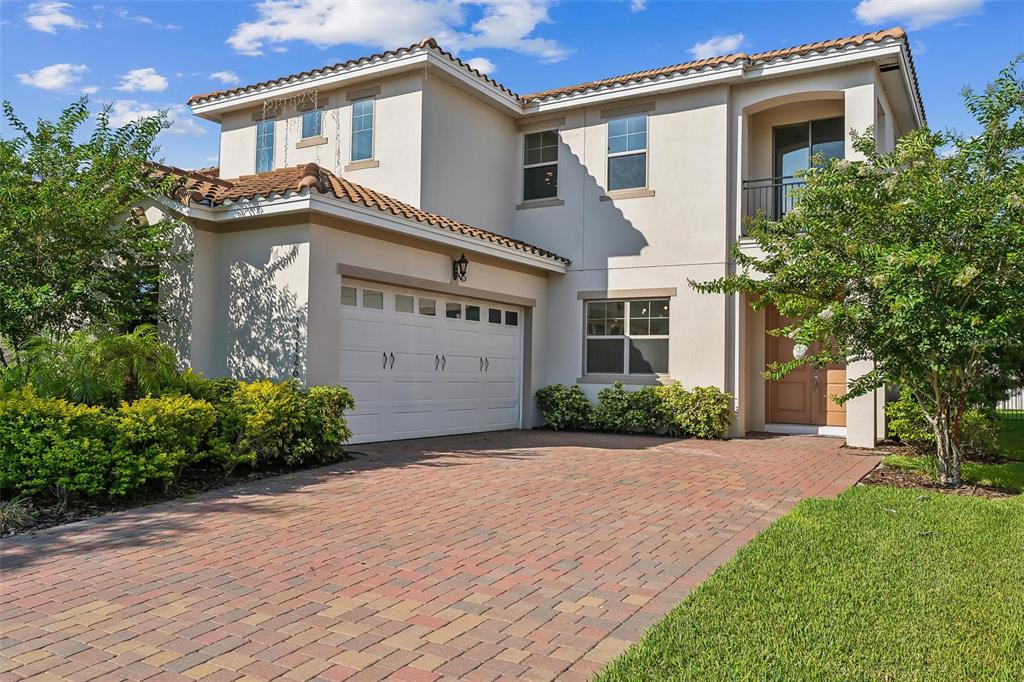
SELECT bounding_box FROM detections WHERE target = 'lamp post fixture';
[452,253,469,282]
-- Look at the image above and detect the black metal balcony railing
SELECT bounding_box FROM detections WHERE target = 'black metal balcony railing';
[741,175,805,234]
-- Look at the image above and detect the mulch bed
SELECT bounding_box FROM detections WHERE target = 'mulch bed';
[3,452,353,538]
[859,460,1015,499]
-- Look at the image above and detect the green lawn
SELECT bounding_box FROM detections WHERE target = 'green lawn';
[597,486,1024,681]
[997,413,1024,461]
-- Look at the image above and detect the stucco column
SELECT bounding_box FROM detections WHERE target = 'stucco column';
[305,223,342,387]
[842,81,881,448]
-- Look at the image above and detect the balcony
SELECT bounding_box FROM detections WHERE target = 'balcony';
[740,175,805,235]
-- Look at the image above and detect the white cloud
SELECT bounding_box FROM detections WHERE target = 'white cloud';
[106,100,206,136]
[465,57,496,75]
[688,33,746,60]
[113,7,180,29]
[16,63,88,90]
[209,70,241,85]
[228,0,568,62]
[24,2,86,33]
[630,0,647,11]
[81,85,99,94]
[854,0,984,30]
[116,68,169,92]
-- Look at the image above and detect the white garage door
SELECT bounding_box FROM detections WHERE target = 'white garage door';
[339,280,524,444]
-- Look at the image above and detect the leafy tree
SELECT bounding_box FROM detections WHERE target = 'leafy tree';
[694,59,1024,486]
[0,98,183,363]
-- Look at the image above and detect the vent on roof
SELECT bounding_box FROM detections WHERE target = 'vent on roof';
[879,63,900,73]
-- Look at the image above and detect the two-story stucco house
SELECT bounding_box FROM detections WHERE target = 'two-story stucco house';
[153,27,924,447]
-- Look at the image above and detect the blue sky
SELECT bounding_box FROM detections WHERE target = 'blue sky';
[2,0,1021,169]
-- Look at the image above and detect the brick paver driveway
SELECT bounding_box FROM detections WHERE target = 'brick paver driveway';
[2,431,878,682]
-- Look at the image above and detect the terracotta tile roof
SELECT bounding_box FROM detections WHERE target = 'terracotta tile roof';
[154,163,569,265]
[188,37,518,106]
[522,28,916,104]
[193,165,219,177]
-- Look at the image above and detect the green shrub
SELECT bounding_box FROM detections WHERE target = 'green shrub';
[0,389,118,498]
[220,379,304,469]
[294,385,356,465]
[960,409,1000,458]
[179,370,240,404]
[592,382,666,433]
[657,383,733,439]
[536,384,591,431]
[886,391,933,451]
[114,395,218,490]
[887,390,1000,458]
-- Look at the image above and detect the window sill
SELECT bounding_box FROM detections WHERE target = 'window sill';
[344,159,379,171]
[577,374,672,386]
[516,198,564,210]
[600,189,655,202]
[296,136,328,149]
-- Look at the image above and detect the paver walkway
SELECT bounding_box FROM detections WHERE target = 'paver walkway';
[1,431,878,682]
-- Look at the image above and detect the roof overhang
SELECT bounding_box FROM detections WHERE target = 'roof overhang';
[167,192,567,274]
[525,38,924,127]
[191,48,523,121]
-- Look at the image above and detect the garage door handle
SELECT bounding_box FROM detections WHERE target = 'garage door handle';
[480,357,484,372]
[389,352,395,369]
[435,354,439,371]
[485,357,489,371]
[441,355,446,371]
[382,352,388,369]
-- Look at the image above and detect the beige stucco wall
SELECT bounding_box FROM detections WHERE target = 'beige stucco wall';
[217,73,425,209]
[420,73,517,233]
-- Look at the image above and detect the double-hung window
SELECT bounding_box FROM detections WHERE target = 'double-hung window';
[301,109,322,139]
[351,98,374,161]
[523,130,558,201]
[607,114,647,190]
[255,118,275,173]
[585,299,669,375]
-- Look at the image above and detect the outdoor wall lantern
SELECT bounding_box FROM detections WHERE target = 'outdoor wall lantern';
[452,253,469,282]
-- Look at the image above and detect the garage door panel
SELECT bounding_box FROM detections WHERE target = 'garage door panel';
[340,281,522,443]
[340,317,384,348]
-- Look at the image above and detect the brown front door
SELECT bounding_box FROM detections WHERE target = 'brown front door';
[765,306,846,426]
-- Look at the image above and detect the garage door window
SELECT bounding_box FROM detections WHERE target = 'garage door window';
[505,311,519,326]
[446,302,462,319]
[362,289,383,309]
[395,294,414,313]
[466,305,480,321]
[488,308,502,324]
[419,298,436,316]
[341,286,357,306]
[586,299,668,375]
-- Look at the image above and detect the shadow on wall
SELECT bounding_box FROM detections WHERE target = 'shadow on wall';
[158,219,195,369]
[228,243,308,381]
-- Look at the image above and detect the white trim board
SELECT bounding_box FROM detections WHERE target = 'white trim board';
[764,423,847,437]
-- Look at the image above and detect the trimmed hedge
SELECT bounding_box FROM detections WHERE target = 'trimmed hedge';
[0,378,356,502]
[536,381,733,439]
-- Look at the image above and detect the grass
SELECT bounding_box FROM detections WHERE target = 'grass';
[596,486,1024,681]
[997,413,1024,461]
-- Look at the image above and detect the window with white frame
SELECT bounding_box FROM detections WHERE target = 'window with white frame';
[351,98,374,161]
[523,130,558,201]
[301,109,322,139]
[607,114,647,190]
[255,118,275,173]
[585,299,669,375]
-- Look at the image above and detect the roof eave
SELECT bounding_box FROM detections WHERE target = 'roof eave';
[170,191,569,272]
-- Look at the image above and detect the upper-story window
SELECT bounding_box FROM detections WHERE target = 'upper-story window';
[351,98,374,161]
[607,114,647,191]
[255,118,275,173]
[523,130,558,201]
[301,109,322,139]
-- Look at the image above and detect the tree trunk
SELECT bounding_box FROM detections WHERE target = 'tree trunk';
[932,403,962,487]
